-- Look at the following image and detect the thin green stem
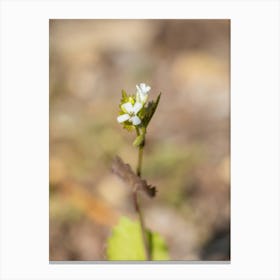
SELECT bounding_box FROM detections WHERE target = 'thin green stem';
[133,191,151,260]
[135,127,143,177]
[136,146,143,177]
[134,127,151,260]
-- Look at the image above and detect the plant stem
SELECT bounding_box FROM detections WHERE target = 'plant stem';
[133,191,151,260]
[136,146,143,177]
[134,128,151,260]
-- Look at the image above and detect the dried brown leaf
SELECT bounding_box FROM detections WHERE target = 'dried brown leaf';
[111,156,157,198]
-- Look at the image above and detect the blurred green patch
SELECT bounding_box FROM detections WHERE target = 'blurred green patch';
[142,142,206,207]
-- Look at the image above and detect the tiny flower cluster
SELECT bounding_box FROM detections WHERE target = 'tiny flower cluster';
[117,83,151,127]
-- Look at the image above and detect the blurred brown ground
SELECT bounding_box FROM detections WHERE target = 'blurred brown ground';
[49,19,230,261]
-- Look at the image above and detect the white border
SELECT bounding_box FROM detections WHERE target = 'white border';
[0,0,279,279]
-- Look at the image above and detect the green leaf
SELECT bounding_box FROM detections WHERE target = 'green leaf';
[107,216,169,261]
[120,89,129,104]
[147,230,170,260]
[120,90,135,107]
[142,92,161,127]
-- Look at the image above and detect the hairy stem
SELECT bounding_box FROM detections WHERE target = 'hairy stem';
[134,128,151,260]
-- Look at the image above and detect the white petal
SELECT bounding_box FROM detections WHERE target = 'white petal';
[132,102,143,114]
[139,83,151,93]
[121,102,133,114]
[130,116,141,126]
[136,85,141,92]
[117,114,130,123]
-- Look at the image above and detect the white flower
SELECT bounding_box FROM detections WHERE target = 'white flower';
[136,83,151,104]
[117,102,143,126]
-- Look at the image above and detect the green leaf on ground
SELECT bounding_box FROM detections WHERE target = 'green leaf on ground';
[107,216,169,261]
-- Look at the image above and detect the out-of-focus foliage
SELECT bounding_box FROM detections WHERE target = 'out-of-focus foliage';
[50,19,230,261]
[107,216,169,261]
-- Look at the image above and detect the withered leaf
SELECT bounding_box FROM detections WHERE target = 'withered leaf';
[111,156,157,198]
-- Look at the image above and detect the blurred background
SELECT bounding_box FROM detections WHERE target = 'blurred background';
[49,19,230,261]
